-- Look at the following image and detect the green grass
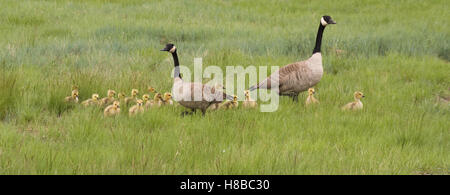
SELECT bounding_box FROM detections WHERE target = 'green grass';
[0,0,448,174]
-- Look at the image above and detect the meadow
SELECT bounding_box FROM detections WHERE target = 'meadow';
[0,0,448,174]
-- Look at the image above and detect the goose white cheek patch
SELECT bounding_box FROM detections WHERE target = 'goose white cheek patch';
[321,17,327,26]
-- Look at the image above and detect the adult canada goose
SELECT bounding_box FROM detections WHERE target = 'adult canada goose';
[242,90,257,108]
[220,95,239,110]
[129,99,145,116]
[124,89,139,106]
[208,83,226,111]
[160,43,233,115]
[81,93,100,107]
[100,89,116,106]
[64,89,79,103]
[249,15,336,101]
[104,101,121,117]
[342,91,365,111]
[305,88,319,106]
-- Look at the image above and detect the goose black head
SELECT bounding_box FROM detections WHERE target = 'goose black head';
[160,43,176,53]
[321,15,336,26]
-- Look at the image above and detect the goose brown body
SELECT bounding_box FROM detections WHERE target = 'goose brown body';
[249,16,336,101]
[161,43,233,115]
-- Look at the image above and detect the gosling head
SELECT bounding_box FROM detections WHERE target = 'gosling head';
[354,91,365,100]
[92,93,99,100]
[72,85,78,91]
[136,99,144,107]
[131,89,139,97]
[72,90,79,99]
[154,93,163,100]
[112,101,120,109]
[244,90,250,98]
[118,92,126,99]
[107,90,116,97]
[308,88,316,96]
[160,43,176,53]
[233,95,238,102]
[320,15,336,26]
[142,94,150,102]
[148,86,156,93]
[164,92,172,101]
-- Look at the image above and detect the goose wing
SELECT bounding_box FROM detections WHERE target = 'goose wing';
[249,60,308,93]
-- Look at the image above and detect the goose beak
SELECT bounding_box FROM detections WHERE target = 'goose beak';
[329,19,336,24]
[160,48,169,51]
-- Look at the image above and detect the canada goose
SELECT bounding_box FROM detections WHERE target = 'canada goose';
[160,43,233,115]
[208,83,226,111]
[305,88,319,106]
[129,99,144,116]
[242,90,257,108]
[81,93,100,107]
[124,89,139,106]
[342,91,365,111]
[163,92,173,105]
[220,95,239,110]
[64,89,79,103]
[100,89,116,106]
[146,93,163,108]
[249,15,336,102]
[104,101,121,117]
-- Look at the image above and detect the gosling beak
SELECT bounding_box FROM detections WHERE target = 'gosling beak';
[362,95,365,98]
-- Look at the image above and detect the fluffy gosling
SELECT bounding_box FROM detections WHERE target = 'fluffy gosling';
[220,95,238,109]
[100,89,116,106]
[162,92,173,105]
[148,86,156,93]
[242,90,257,108]
[305,88,319,106]
[146,93,163,108]
[124,89,139,106]
[81,93,100,107]
[342,91,365,111]
[104,101,120,117]
[129,99,144,116]
[64,89,79,103]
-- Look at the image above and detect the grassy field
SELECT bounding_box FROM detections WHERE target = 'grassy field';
[0,0,448,174]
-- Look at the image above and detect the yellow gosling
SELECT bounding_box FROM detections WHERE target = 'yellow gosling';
[148,86,156,93]
[146,93,163,108]
[118,92,126,103]
[220,95,238,109]
[163,92,173,105]
[81,93,100,107]
[64,89,79,103]
[100,89,116,106]
[129,99,144,116]
[242,90,257,108]
[305,88,319,106]
[124,89,139,106]
[342,91,365,111]
[104,101,120,117]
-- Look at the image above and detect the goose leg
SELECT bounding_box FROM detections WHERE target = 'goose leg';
[292,94,299,102]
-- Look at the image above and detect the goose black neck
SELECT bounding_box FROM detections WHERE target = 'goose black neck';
[312,24,325,54]
[171,51,181,78]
